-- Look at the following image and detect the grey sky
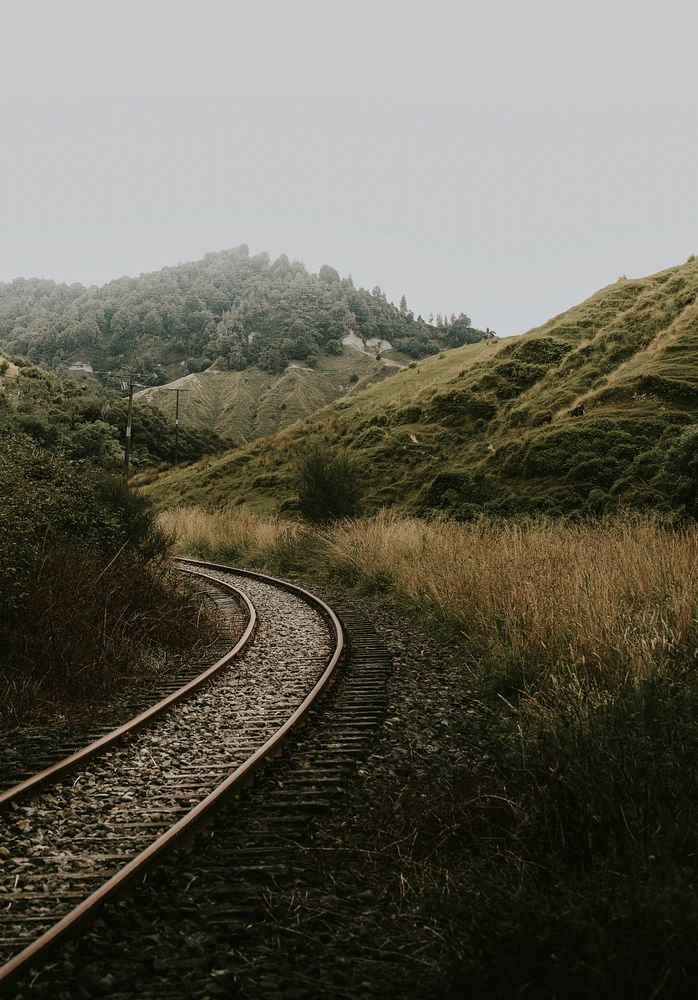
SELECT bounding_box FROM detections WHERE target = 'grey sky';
[2,0,696,336]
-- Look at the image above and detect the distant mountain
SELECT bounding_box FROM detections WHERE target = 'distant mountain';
[142,257,698,520]
[0,246,487,381]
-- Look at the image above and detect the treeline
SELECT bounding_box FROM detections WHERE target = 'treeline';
[0,357,225,469]
[0,247,489,379]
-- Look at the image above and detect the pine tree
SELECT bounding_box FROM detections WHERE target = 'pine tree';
[399,294,407,315]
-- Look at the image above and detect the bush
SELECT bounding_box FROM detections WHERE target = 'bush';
[420,470,493,514]
[0,434,203,726]
[655,425,698,517]
[428,389,497,425]
[636,374,698,400]
[502,336,572,366]
[395,403,422,424]
[295,443,362,523]
[0,436,169,622]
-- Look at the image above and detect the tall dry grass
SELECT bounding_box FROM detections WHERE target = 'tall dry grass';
[1,546,214,729]
[160,505,698,696]
[157,505,310,571]
[324,512,698,694]
[159,503,698,991]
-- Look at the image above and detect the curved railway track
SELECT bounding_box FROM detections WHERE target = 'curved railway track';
[0,575,249,795]
[0,561,345,992]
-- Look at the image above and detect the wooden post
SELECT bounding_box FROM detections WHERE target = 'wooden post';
[124,376,134,479]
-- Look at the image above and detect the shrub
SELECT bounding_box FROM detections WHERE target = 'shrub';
[395,403,422,424]
[655,425,698,517]
[502,336,572,366]
[636,374,698,400]
[0,435,204,726]
[428,389,497,425]
[295,443,362,523]
[420,470,493,513]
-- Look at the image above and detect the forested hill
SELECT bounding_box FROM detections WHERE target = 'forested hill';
[0,246,488,380]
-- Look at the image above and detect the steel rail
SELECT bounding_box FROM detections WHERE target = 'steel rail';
[0,563,344,991]
[0,571,256,811]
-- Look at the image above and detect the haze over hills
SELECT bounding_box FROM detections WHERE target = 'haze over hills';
[0,246,487,383]
[0,245,492,447]
[141,257,698,519]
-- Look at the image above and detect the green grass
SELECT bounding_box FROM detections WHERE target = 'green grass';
[136,348,391,445]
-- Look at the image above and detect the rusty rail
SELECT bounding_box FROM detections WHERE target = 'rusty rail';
[0,570,255,811]
[0,562,344,991]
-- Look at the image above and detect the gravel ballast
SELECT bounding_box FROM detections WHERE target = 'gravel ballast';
[1,571,335,974]
[7,586,483,1000]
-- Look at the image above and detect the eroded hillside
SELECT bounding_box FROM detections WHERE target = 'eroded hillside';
[135,349,398,445]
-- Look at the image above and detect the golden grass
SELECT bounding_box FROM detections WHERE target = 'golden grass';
[157,505,307,565]
[157,502,698,991]
[325,512,698,692]
[160,505,698,695]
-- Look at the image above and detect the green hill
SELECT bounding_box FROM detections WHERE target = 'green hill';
[135,348,402,445]
[0,246,487,382]
[141,257,698,519]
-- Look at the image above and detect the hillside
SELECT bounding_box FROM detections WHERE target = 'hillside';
[0,246,487,383]
[135,348,402,444]
[141,257,698,519]
[0,356,224,469]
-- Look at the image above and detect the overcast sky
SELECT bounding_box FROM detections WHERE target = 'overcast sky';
[1,0,696,336]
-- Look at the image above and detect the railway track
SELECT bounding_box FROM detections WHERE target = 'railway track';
[0,561,355,993]
[0,576,248,795]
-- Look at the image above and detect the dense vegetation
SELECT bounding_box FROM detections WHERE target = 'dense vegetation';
[0,355,224,470]
[0,246,487,379]
[0,430,213,727]
[0,357,219,725]
[142,258,698,521]
[295,442,362,522]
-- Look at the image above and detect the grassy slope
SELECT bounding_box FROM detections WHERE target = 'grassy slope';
[140,258,698,516]
[135,349,393,445]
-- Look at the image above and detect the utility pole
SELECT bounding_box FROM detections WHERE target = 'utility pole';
[175,388,181,464]
[124,375,135,479]
[87,368,145,479]
[159,387,190,464]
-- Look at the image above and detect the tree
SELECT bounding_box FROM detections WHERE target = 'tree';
[0,248,471,380]
[319,264,340,283]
